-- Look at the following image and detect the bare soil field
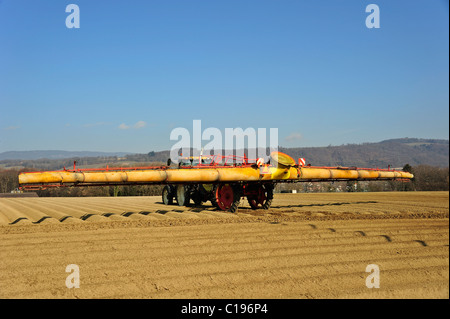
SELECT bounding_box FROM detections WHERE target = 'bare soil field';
[0,191,448,299]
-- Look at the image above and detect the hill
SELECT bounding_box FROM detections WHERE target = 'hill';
[281,138,449,168]
[0,138,448,170]
[0,150,130,161]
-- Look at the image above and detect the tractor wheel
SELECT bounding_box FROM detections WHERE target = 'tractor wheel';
[176,185,190,206]
[210,194,220,209]
[191,191,203,206]
[247,184,273,210]
[162,185,173,205]
[193,198,203,206]
[212,184,242,213]
[210,184,220,209]
[191,184,208,206]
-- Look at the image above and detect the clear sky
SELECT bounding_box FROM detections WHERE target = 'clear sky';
[0,0,448,153]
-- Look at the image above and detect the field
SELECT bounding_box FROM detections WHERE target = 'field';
[0,191,448,299]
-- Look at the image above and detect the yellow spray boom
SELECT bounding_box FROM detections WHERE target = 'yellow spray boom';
[18,151,413,212]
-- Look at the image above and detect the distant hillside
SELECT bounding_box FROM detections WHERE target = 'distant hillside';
[280,138,449,168]
[0,138,448,170]
[0,150,130,161]
[145,138,449,168]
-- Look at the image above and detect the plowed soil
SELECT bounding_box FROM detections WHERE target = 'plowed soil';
[0,191,448,299]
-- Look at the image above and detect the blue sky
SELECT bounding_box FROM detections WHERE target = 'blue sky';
[0,0,448,153]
